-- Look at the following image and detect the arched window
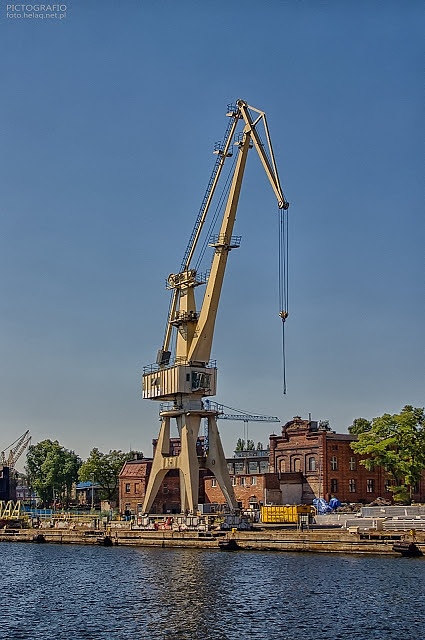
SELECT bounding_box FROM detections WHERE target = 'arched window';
[293,458,301,472]
[308,456,316,472]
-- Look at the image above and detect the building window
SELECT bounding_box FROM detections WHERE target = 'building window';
[349,457,356,471]
[308,457,316,472]
[384,480,391,493]
[251,476,257,486]
[330,479,338,493]
[279,459,286,473]
[135,483,139,494]
[234,462,244,475]
[330,456,338,471]
[240,476,246,487]
[293,458,301,472]
[125,483,130,493]
[231,477,237,486]
[211,478,217,487]
[349,479,356,493]
[367,479,374,493]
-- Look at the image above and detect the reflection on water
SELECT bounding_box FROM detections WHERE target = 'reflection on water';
[1,543,424,639]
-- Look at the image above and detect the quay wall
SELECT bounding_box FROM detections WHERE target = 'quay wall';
[1,527,424,556]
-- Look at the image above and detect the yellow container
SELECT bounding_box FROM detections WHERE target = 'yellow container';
[260,505,312,524]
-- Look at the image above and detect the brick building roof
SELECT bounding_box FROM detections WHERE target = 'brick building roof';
[120,459,152,478]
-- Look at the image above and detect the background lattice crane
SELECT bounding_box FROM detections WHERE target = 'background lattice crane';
[0,430,31,472]
[204,401,280,446]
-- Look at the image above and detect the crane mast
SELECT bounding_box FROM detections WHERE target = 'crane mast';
[142,100,289,514]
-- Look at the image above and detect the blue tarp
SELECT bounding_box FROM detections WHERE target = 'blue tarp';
[313,497,341,514]
[313,498,332,514]
[329,497,341,510]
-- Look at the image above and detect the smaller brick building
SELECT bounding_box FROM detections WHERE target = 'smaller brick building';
[119,459,181,515]
[119,438,207,515]
[204,450,281,510]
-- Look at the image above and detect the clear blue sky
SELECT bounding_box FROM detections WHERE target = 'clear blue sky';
[0,1,423,465]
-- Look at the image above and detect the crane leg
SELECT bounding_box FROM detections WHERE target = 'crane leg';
[176,415,201,514]
[179,470,187,513]
[142,416,172,514]
[142,413,201,514]
[206,416,238,511]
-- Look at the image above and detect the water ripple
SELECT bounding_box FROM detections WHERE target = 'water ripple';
[1,543,424,639]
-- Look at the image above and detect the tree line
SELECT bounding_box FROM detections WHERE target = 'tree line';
[25,443,139,507]
[349,405,425,503]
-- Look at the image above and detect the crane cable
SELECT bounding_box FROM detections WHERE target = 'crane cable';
[278,205,289,394]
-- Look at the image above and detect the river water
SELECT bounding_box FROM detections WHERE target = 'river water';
[1,542,424,639]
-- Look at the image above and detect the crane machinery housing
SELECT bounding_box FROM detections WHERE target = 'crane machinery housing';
[142,99,289,515]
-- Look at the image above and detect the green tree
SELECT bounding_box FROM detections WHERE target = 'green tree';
[246,439,255,451]
[26,440,81,507]
[235,438,245,452]
[348,417,372,435]
[78,448,135,502]
[350,405,425,503]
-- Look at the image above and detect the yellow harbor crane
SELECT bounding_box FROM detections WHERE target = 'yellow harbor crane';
[142,100,289,514]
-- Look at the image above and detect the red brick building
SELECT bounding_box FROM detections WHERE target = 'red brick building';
[269,416,425,504]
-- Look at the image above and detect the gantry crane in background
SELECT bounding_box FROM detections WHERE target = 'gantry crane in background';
[142,100,289,514]
[0,430,31,472]
[205,401,280,448]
